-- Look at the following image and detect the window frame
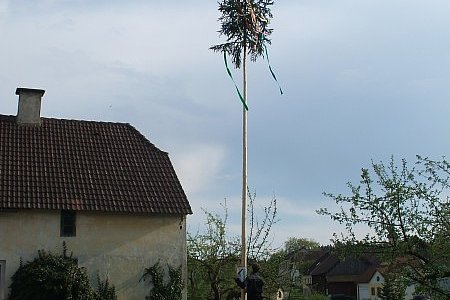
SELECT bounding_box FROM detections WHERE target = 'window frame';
[60,210,76,237]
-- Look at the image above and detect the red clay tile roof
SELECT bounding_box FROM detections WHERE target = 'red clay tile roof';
[0,115,192,215]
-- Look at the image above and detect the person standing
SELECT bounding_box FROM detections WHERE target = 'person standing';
[235,263,264,300]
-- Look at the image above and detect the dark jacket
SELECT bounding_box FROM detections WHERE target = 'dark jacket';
[236,272,264,300]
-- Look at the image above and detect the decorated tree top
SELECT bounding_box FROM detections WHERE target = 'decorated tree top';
[211,0,274,69]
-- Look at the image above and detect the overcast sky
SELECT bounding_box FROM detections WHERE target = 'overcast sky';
[2,0,450,246]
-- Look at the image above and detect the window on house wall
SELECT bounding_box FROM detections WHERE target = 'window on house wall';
[0,260,5,300]
[371,287,376,295]
[61,210,76,237]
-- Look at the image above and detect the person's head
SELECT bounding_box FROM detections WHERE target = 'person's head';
[251,263,260,273]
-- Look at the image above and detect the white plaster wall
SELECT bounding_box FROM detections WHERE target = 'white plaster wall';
[358,283,369,300]
[368,271,384,285]
[0,209,187,300]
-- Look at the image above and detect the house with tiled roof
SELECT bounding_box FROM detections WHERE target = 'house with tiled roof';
[0,88,192,300]
[302,249,340,295]
[356,270,385,300]
[299,249,382,300]
[326,255,381,299]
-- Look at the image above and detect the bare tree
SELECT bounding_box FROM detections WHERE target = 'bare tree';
[188,194,279,300]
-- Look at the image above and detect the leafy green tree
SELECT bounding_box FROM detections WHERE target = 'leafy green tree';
[283,237,320,254]
[379,273,406,300]
[267,238,321,300]
[319,156,450,299]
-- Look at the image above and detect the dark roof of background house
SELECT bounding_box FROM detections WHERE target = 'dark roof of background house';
[0,115,192,215]
[326,255,379,283]
[308,251,340,276]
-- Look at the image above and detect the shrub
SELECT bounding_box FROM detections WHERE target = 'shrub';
[9,243,118,300]
[141,261,183,300]
[94,275,118,300]
[9,244,94,300]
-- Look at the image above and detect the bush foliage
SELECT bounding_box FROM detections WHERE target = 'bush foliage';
[9,243,117,300]
[141,261,183,300]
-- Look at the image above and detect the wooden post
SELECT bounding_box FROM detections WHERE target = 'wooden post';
[240,37,248,300]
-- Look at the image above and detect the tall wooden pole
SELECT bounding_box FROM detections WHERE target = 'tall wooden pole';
[240,39,248,300]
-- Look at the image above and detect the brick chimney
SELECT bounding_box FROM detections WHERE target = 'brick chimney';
[16,88,45,125]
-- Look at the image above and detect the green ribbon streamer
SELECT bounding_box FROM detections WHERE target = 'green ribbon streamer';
[264,46,284,95]
[223,52,248,111]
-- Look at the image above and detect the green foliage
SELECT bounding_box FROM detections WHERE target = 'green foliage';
[303,294,328,300]
[9,243,118,300]
[283,237,320,255]
[280,292,328,300]
[94,275,118,300]
[379,273,406,300]
[260,250,287,298]
[300,294,326,300]
[211,0,274,68]
[319,156,450,298]
[267,238,321,300]
[9,244,94,300]
[141,261,183,300]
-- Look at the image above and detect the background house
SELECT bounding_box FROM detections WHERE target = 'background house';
[357,270,385,300]
[302,250,340,295]
[0,88,192,300]
[326,255,380,299]
[299,249,382,300]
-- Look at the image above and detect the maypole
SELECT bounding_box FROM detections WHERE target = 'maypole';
[241,33,248,300]
[211,1,280,299]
